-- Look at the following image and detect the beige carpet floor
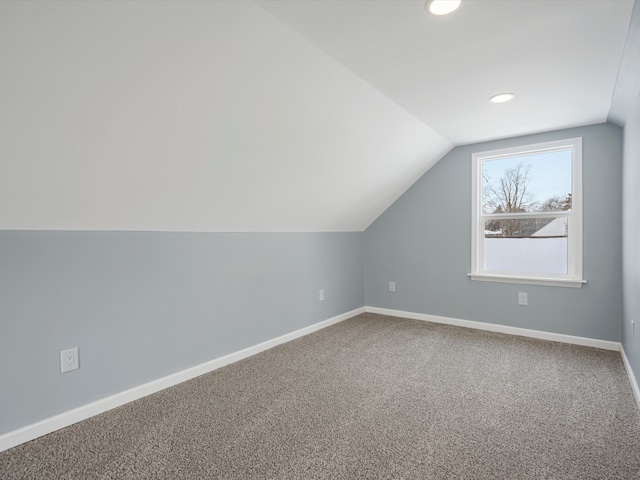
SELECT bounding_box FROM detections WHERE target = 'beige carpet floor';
[2,313,640,479]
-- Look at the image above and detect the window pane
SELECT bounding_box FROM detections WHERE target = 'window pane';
[484,217,568,274]
[482,150,572,214]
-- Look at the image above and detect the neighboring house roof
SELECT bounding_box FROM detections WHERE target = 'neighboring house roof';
[531,217,568,237]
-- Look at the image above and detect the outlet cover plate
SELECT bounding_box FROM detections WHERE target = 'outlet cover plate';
[60,347,79,373]
[518,292,528,306]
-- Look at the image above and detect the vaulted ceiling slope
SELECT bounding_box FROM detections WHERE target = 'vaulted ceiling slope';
[0,1,635,233]
[0,0,450,232]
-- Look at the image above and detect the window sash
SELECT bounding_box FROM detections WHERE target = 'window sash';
[481,211,570,220]
[470,137,583,288]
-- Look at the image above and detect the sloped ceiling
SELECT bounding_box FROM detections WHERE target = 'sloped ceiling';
[0,0,450,232]
[0,1,634,232]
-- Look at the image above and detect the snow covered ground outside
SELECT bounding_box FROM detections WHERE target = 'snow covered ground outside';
[484,237,568,274]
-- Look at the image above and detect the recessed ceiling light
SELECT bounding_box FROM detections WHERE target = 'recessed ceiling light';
[489,93,516,104]
[427,0,461,16]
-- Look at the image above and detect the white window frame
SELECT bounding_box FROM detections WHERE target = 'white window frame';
[469,137,585,288]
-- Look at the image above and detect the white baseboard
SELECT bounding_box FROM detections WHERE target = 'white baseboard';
[621,344,640,411]
[0,307,365,453]
[365,306,621,351]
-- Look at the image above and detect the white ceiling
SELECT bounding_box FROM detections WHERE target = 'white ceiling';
[0,1,636,232]
[257,0,635,145]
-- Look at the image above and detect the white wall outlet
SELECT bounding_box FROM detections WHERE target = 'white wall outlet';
[518,292,528,306]
[389,281,396,292]
[319,289,325,302]
[60,347,79,373]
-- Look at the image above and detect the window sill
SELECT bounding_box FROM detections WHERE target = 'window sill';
[468,273,586,288]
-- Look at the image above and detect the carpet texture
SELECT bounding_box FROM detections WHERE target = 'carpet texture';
[2,313,640,479]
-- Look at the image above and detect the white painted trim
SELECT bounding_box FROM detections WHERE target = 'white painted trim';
[468,273,586,288]
[0,307,365,453]
[365,306,620,351]
[470,137,584,287]
[620,345,640,412]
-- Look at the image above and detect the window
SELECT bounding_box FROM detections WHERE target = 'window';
[469,137,584,288]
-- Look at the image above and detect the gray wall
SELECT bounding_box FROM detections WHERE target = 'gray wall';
[622,89,640,386]
[0,231,364,435]
[365,123,623,341]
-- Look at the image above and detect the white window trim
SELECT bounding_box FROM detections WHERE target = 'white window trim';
[469,137,584,288]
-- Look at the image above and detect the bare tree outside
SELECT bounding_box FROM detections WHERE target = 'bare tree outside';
[483,162,571,238]
[483,162,534,214]
[539,193,572,211]
[483,162,534,237]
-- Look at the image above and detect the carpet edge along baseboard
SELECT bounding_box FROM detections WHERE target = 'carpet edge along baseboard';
[2,306,635,453]
[0,307,365,453]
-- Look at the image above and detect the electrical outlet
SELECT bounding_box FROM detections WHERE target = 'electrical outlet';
[389,281,396,292]
[60,347,79,373]
[319,289,325,302]
[518,292,528,306]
